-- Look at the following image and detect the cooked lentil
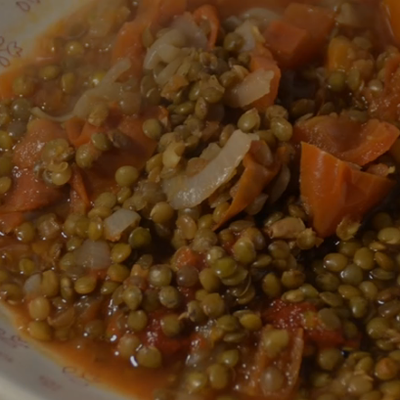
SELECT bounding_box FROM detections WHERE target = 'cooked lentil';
[1,1,400,399]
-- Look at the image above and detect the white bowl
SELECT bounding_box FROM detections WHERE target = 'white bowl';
[0,1,129,399]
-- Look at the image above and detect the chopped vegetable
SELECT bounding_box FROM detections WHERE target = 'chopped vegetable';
[112,0,186,77]
[263,3,335,68]
[13,119,66,169]
[104,209,141,241]
[69,165,90,214]
[326,36,357,73]
[0,212,24,234]
[382,0,400,45]
[75,240,111,270]
[215,141,282,228]
[65,118,100,148]
[283,3,335,52]
[293,115,400,166]
[164,130,256,209]
[240,326,304,400]
[300,143,396,237]
[192,5,220,49]
[0,169,63,213]
[263,20,310,68]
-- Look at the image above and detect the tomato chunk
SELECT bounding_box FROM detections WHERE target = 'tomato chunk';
[300,143,395,237]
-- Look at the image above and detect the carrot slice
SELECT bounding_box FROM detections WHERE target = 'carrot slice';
[65,118,102,148]
[241,326,304,400]
[112,20,147,79]
[189,0,325,18]
[192,5,220,49]
[382,0,400,45]
[293,115,400,166]
[300,143,395,238]
[69,165,91,214]
[263,3,334,68]
[0,169,63,213]
[215,141,282,229]
[0,212,24,234]
[112,0,186,77]
[250,54,281,111]
[326,36,357,73]
[0,68,21,101]
[283,3,335,50]
[263,20,310,68]
[12,119,66,169]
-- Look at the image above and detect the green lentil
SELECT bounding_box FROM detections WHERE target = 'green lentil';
[107,264,130,282]
[207,363,230,390]
[127,310,148,332]
[160,314,183,337]
[136,346,162,368]
[74,276,97,295]
[238,108,260,132]
[201,293,225,319]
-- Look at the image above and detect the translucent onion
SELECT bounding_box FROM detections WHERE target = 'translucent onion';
[164,130,256,210]
[144,29,186,70]
[155,56,185,86]
[75,239,111,270]
[226,69,275,108]
[104,209,141,241]
[31,107,74,123]
[172,13,208,49]
[235,20,264,51]
[73,58,132,119]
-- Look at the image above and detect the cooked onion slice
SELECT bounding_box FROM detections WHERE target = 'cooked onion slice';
[104,209,141,241]
[73,58,132,119]
[75,239,111,270]
[226,69,275,108]
[164,130,256,209]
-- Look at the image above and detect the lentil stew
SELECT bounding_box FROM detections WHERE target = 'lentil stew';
[2,1,400,400]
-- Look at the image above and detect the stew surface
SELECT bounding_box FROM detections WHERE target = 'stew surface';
[1,1,400,399]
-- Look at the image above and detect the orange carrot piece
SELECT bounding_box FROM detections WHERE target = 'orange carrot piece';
[283,2,335,50]
[189,0,324,18]
[293,115,400,166]
[69,165,91,214]
[250,54,281,111]
[12,119,66,169]
[0,68,21,100]
[65,118,100,148]
[112,20,146,80]
[0,212,24,234]
[382,0,400,45]
[243,326,304,400]
[263,2,334,68]
[112,0,186,77]
[326,36,357,73]
[0,169,63,213]
[263,20,311,68]
[215,141,281,229]
[192,5,220,49]
[300,143,395,238]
